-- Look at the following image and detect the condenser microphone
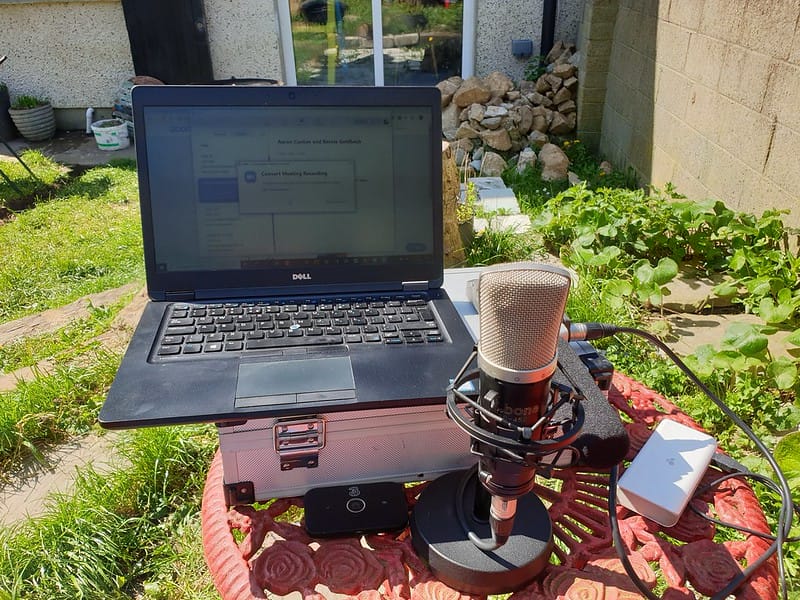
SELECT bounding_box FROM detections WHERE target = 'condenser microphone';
[411,262,585,596]
[472,263,571,549]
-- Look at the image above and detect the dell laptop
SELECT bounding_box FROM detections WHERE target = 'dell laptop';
[99,84,475,428]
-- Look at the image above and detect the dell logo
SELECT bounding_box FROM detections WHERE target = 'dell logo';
[292,273,312,281]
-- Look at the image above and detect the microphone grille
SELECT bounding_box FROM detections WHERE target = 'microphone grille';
[478,263,571,373]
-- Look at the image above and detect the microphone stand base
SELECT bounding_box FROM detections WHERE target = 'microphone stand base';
[410,469,553,596]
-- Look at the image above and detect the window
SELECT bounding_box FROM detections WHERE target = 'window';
[278,0,475,86]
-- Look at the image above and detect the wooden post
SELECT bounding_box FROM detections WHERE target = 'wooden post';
[442,141,465,267]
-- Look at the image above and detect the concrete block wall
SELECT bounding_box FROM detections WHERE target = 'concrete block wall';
[575,0,620,150]
[592,0,800,226]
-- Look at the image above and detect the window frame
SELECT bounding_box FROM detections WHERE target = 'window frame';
[277,0,475,86]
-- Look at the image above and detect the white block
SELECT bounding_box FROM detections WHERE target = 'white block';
[617,419,717,527]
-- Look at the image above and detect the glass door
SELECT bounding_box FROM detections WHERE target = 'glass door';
[380,0,464,86]
[278,0,474,86]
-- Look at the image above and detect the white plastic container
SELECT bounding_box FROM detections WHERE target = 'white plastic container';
[91,118,130,151]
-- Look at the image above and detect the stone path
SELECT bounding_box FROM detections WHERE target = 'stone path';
[0,431,125,527]
[0,284,147,525]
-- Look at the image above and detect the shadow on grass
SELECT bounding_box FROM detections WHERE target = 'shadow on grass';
[1,158,138,216]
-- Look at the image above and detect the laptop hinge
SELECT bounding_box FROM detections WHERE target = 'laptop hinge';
[165,291,195,301]
[402,280,430,292]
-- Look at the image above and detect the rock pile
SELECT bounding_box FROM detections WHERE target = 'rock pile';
[437,42,578,179]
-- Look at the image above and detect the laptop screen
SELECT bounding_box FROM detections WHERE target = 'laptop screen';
[132,86,443,300]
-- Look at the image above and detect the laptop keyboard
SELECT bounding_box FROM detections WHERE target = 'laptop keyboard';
[154,294,445,358]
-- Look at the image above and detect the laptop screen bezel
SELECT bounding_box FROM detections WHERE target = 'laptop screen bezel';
[131,84,444,300]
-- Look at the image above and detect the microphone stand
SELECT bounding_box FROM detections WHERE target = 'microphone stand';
[410,350,585,596]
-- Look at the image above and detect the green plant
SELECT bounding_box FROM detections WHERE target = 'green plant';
[0,350,121,470]
[523,55,548,81]
[774,431,800,490]
[10,94,47,110]
[456,181,477,224]
[501,160,571,213]
[465,225,540,266]
[0,297,130,374]
[0,150,68,212]
[681,323,800,436]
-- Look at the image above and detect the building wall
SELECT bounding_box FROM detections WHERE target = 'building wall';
[591,0,800,226]
[0,0,284,129]
[475,0,583,81]
[0,0,135,128]
[204,0,283,83]
[0,0,585,128]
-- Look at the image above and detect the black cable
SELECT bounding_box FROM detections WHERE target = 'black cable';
[596,324,796,599]
[608,464,662,599]
[691,472,800,543]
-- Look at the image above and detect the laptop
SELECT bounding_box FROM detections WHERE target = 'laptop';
[98,84,475,429]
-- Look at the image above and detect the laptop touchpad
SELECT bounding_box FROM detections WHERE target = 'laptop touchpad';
[235,356,356,408]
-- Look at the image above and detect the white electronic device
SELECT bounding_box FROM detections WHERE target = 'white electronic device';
[616,418,717,527]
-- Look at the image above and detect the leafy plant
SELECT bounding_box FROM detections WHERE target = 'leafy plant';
[674,323,800,437]
[523,55,548,81]
[10,94,47,109]
[774,431,800,491]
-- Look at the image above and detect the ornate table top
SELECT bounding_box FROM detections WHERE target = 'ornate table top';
[201,372,778,599]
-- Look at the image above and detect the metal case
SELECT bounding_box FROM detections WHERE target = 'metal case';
[217,403,474,503]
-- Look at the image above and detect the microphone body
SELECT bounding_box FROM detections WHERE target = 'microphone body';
[473,262,572,548]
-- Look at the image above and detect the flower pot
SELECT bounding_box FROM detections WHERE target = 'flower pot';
[8,102,56,141]
[91,118,130,151]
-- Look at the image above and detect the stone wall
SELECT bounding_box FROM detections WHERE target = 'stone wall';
[584,0,800,227]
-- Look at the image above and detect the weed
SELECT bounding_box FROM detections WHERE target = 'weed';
[465,224,541,266]
[523,55,548,81]
[10,95,47,110]
[0,298,130,373]
[0,350,120,471]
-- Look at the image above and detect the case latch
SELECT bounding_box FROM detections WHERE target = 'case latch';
[274,417,325,470]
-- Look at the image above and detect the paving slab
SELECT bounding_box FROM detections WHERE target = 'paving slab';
[666,312,794,358]
[0,286,147,525]
[0,431,126,527]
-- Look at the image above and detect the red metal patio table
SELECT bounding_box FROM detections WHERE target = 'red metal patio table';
[201,371,779,599]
